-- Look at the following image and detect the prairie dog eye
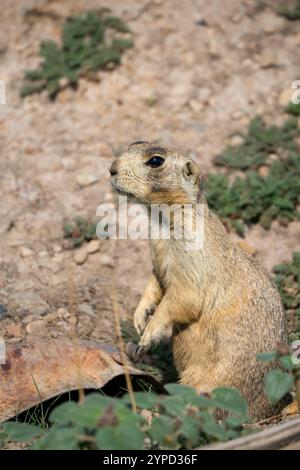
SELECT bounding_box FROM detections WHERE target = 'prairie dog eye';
[146,156,165,168]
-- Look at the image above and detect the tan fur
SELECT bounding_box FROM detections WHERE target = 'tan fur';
[110,142,287,421]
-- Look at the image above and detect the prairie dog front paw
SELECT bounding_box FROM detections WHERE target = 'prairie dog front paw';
[134,303,156,335]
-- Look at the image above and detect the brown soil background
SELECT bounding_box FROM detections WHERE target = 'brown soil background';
[0,0,299,351]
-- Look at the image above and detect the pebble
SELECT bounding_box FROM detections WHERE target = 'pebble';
[294,33,300,45]
[99,254,113,267]
[5,323,22,337]
[58,77,69,89]
[74,247,88,265]
[259,50,277,68]
[10,291,49,316]
[229,135,244,147]
[269,153,279,162]
[237,240,256,256]
[57,88,73,103]
[19,246,34,258]
[6,337,23,344]
[87,239,100,254]
[22,314,37,324]
[77,303,95,316]
[25,320,45,335]
[76,174,99,188]
[278,88,292,107]
[257,11,284,34]
[0,304,8,320]
[104,192,113,201]
[258,165,269,178]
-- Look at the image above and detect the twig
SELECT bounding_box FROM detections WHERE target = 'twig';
[110,242,137,413]
[67,262,85,404]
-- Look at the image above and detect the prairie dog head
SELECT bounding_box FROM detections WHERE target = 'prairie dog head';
[109,141,204,205]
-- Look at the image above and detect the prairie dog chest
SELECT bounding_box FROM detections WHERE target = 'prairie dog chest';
[151,239,183,289]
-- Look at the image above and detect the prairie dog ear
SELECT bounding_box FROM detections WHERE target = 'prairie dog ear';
[182,160,200,184]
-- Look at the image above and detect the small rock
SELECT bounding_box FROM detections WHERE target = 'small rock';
[19,247,34,258]
[98,142,113,157]
[87,239,100,254]
[22,314,37,324]
[58,77,69,89]
[294,32,300,45]
[57,307,70,318]
[5,323,22,337]
[279,88,292,107]
[257,11,284,34]
[76,174,99,188]
[104,192,113,201]
[6,337,23,344]
[232,13,242,23]
[57,88,73,103]
[237,240,256,256]
[259,50,277,68]
[26,320,45,335]
[10,291,49,316]
[189,99,203,113]
[229,135,244,147]
[269,153,279,161]
[258,165,269,177]
[39,250,48,258]
[183,51,195,67]
[0,304,8,320]
[77,303,95,316]
[53,244,62,253]
[99,254,113,267]
[74,247,88,265]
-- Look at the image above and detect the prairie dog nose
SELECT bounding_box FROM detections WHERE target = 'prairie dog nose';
[109,160,119,176]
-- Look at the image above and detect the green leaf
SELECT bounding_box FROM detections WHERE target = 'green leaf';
[49,401,79,424]
[279,355,296,371]
[179,415,199,447]
[201,417,227,442]
[149,416,177,448]
[211,387,249,420]
[96,422,144,450]
[123,391,157,410]
[31,427,78,450]
[159,396,187,417]
[2,422,43,442]
[257,351,277,362]
[264,369,294,403]
[164,383,196,396]
[225,415,244,429]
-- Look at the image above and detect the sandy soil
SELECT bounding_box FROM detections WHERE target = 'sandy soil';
[0,0,299,350]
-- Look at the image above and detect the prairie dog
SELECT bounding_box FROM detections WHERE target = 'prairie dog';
[109,141,287,420]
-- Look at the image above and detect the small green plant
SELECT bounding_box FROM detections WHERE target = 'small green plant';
[207,153,300,234]
[0,385,249,450]
[287,102,300,116]
[258,344,300,409]
[273,252,300,341]
[20,11,133,99]
[63,216,97,248]
[214,117,298,170]
[207,115,300,234]
[278,0,300,20]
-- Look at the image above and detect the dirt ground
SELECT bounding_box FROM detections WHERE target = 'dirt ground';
[0,0,300,351]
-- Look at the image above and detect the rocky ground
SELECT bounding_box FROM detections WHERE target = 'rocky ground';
[0,0,299,353]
